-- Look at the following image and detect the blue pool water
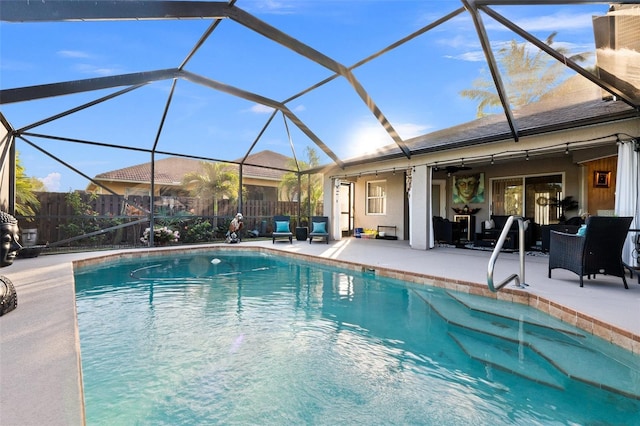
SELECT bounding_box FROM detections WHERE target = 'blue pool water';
[74,251,640,425]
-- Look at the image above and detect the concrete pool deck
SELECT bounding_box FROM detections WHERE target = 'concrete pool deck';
[1,238,639,425]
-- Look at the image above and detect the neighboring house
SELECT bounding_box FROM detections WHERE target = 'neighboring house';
[86,150,292,201]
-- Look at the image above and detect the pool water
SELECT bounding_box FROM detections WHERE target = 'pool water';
[74,251,640,425]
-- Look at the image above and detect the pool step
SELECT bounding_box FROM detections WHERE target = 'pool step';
[448,330,565,390]
[449,292,583,337]
[415,289,640,400]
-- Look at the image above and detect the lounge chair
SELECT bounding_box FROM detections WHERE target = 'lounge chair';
[272,215,293,244]
[309,216,329,244]
[548,216,633,288]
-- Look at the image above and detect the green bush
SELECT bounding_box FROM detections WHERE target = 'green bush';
[181,219,215,243]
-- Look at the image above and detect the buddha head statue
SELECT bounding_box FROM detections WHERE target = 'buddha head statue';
[0,211,22,267]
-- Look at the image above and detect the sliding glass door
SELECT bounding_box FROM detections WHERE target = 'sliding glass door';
[491,174,563,224]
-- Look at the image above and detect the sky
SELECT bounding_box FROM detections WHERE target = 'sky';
[0,0,610,192]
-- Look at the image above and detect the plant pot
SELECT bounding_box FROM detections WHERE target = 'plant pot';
[295,227,308,241]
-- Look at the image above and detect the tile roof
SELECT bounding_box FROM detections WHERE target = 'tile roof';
[237,150,292,181]
[93,150,293,185]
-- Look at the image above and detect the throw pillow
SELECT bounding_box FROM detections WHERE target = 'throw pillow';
[484,219,495,230]
[312,222,326,233]
[275,221,289,233]
[576,224,587,237]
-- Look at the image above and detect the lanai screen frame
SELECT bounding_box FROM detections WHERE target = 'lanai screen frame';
[1,0,637,246]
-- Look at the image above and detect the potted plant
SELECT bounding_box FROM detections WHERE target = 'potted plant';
[549,196,579,223]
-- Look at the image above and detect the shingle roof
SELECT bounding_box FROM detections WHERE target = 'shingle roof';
[94,150,292,185]
[341,87,636,166]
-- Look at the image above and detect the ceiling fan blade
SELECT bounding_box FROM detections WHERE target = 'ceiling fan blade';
[444,165,472,174]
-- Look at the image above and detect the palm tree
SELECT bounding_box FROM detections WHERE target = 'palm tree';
[279,147,323,219]
[182,161,239,215]
[460,32,590,117]
[15,151,42,219]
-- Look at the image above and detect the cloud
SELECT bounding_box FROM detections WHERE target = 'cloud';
[73,63,123,76]
[512,12,598,32]
[445,51,486,62]
[245,103,302,114]
[58,50,122,76]
[57,50,91,59]
[442,8,600,63]
[243,0,299,15]
[249,104,275,114]
[39,172,62,191]
[438,35,476,50]
[482,11,598,32]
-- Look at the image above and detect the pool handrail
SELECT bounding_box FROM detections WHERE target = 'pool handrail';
[487,215,527,292]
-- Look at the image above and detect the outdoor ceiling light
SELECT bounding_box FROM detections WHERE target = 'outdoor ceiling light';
[565,144,569,155]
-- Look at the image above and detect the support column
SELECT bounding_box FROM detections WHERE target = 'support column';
[330,178,341,241]
[409,165,433,250]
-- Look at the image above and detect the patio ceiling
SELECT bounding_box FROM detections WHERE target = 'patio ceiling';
[1,1,638,187]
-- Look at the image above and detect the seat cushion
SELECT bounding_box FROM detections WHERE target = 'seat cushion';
[312,222,326,233]
[275,221,290,232]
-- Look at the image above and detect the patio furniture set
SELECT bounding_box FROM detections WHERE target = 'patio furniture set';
[435,214,636,289]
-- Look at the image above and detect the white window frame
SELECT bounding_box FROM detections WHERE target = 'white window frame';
[366,179,386,215]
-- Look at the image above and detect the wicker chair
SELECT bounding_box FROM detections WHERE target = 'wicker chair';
[548,216,633,288]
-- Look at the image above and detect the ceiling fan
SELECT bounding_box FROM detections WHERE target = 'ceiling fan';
[443,165,472,175]
[433,165,473,177]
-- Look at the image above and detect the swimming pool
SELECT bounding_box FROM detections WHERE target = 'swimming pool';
[74,250,640,425]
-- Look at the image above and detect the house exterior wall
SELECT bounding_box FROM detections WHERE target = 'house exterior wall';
[322,117,639,250]
[352,171,406,240]
[451,155,582,229]
[584,156,618,215]
[242,177,279,188]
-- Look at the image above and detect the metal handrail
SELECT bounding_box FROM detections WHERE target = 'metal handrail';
[487,215,528,292]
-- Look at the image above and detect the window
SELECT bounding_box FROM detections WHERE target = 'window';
[125,187,149,197]
[491,174,563,224]
[366,180,386,215]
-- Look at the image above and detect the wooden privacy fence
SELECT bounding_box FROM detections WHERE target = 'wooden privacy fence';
[17,192,323,247]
